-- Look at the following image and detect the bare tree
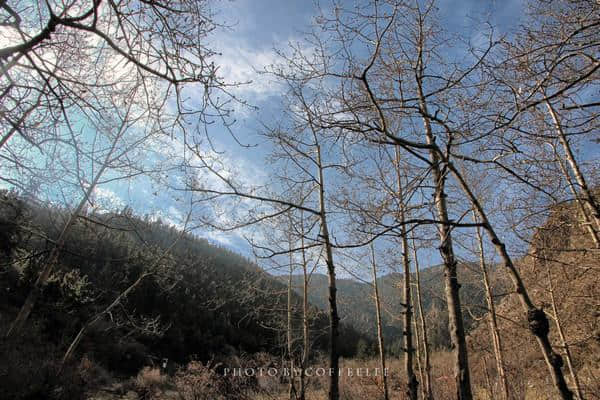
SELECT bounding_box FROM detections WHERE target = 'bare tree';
[369,242,389,400]
[279,1,576,396]
[271,3,478,396]
[412,301,425,399]
[184,82,346,400]
[484,0,600,250]
[0,0,237,152]
[393,148,418,400]
[412,238,433,400]
[1,0,242,339]
[298,210,312,400]
[473,211,509,400]
[5,98,144,337]
[286,216,297,400]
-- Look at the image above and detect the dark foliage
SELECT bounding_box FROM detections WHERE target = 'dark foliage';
[0,191,369,398]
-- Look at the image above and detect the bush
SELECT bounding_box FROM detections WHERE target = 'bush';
[78,355,112,388]
[135,366,166,389]
[174,360,226,400]
[0,323,85,400]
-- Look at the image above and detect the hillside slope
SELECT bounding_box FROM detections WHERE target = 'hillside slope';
[0,192,368,399]
[467,202,600,399]
[283,262,510,353]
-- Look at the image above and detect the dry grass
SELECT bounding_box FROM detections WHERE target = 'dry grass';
[103,343,599,400]
[135,366,167,390]
[174,360,226,400]
[251,355,456,400]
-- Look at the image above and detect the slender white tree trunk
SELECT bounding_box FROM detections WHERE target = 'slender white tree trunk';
[370,243,389,400]
[412,238,433,400]
[314,139,340,400]
[417,84,472,399]
[299,210,310,400]
[413,302,425,399]
[394,147,418,400]
[287,229,297,400]
[474,212,509,400]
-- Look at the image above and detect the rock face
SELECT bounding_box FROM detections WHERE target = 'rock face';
[467,202,600,399]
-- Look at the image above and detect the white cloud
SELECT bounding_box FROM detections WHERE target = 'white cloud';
[0,26,20,49]
[215,45,283,98]
[202,230,234,247]
[91,186,125,213]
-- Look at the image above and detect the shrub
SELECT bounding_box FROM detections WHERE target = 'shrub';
[135,366,166,389]
[0,324,85,400]
[174,360,226,400]
[78,355,112,388]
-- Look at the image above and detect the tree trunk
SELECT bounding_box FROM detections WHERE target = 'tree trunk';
[316,141,340,400]
[418,90,472,399]
[448,163,573,400]
[288,231,297,400]
[401,222,418,400]
[370,243,389,400]
[394,147,418,400]
[474,212,509,400]
[299,210,309,400]
[547,268,583,399]
[412,239,433,400]
[322,209,339,400]
[429,152,471,400]
[413,309,425,398]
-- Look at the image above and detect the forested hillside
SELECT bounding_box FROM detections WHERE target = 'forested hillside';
[288,265,509,353]
[0,192,368,398]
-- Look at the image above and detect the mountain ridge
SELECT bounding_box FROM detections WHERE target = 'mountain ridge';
[278,262,510,353]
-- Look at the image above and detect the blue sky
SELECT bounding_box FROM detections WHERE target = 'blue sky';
[88,0,528,263]
[3,0,598,284]
[1,0,539,277]
[177,0,523,239]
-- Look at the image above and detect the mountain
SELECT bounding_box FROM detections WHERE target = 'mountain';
[282,262,510,353]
